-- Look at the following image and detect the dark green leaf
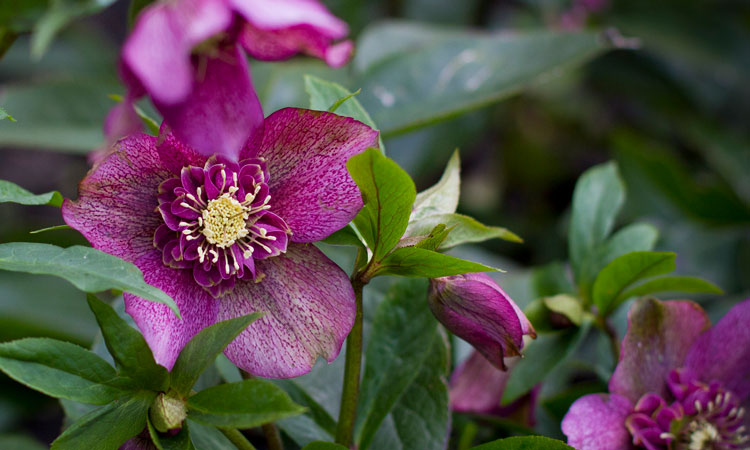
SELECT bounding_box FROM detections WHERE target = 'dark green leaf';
[86,294,169,391]
[348,148,416,261]
[148,420,195,450]
[0,338,126,404]
[0,434,46,450]
[170,313,262,397]
[376,246,497,278]
[187,379,305,428]
[592,251,676,315]
[406,213,521,249]
[411,150,461,221]
[0,243,179,316]
[530,262,575,298]
[187,420,235,450]
[322,225,364,248]
[51,390,156,450]
[568,162,625,283]
[471,435,574,449]
[414,224,451,251]
[617,276,722,307]
[302,442,348,450]
[0,105,15,121]
[0,179,62,206]
[275,379,337,436]
[30,0,118,58]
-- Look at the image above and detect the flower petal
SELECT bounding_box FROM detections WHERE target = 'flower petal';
[609,298,710,403]
[219,242,355,378]
[229,0,348,35]
[247,108,378,242]
[684,299,750,401]
[562,393,633,450]
[154,46,265,160]
[124,251,218,370]
[123,0,232,105]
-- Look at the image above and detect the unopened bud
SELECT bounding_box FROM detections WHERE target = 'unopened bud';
[150,392,187,433]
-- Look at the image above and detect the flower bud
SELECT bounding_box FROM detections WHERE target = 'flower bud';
[428,273,536,370]
[149,392,187,433]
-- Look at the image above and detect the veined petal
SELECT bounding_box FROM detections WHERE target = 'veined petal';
[684,299,750,402]
[155,46,264,160]
[239,24,353,68]
[123,0,232,105]
[246,108,378,242]
[562,393,633,450]
[219,242,355,378]
[609,298,710,403]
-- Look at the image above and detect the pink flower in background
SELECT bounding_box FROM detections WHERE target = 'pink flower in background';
[562,298,750,449]
[64,107,378,378]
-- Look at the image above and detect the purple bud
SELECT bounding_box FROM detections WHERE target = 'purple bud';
[428,273,536,370]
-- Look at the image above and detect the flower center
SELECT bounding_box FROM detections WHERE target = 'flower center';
[686,421,719,450]
[201,192,251,247]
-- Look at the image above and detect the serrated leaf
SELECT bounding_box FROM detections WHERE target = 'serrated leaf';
[51,390,156,450]
[0,106,15,122]
[0,179,62,206]
[0,243,179,317]
[187,379,305,428]
[376,246,497,278]
[616,276,722,309]
[0,338,126,404]
[568,162,625,284]
[348,148,416,261]
[471,435,574,449]
[406,213,521,249]
[411,150,460,221]
[170,313,262,397]
[303,442,348,450]
[592,251,676,315]
[86,295,169,391]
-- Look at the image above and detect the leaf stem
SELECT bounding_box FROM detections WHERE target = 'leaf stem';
[220,428,257,450]
[262,423,284,450]
[335,276,366,446]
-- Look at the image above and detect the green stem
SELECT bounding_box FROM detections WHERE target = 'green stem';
[220,428,257,450]
[598,315,620,363]
[335,277,365,446]
[262,423,284,450]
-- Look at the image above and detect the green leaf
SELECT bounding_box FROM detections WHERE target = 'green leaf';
[471,435,575,449]
[303,442,348,450]
[29,224,73,234]
[568,162,625,283]
[321,224,364,248]
[0,105,15,122]
[543,295,585,326]
[274,379,337,437]
[406,213,521,249]
[51,390,156,450]
[187,379,305,428]
[170,313,262,397]
[376,246,497,278]
[86,294,169,391]
[356,279,437,449]
[215,354,242,383]
[0,179,62,206]
[502,321,591,405]
[0,338,126,404]
[617,276,722,307]
[530,262,575,298]
[148,420,195,450]
[187,420,236,450]
[0,243,179,317]
[414,224,451,251]
[348,148,416,262]
[411,150,461,221]
[592,251,676,315]
[304,75,385,151]
[30,0,118,58]
[355,25,609,135]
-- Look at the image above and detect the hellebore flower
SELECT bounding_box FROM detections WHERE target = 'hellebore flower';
[562,298,750,450]
[428,273,536,370]
[120,0,352,157]
[63,108,379,378]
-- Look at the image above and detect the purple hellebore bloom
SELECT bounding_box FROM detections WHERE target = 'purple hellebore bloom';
[63,108,379,378]
[428,273,536,370]
[562,298,750,450]
[121,0,352,158]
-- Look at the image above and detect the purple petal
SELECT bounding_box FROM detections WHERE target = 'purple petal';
[684,299,750,401]
[609,298,710,403]
[155,45,264,160]
[562,393,633,450]
[124,251,218,370]
[123,0,232,105]
[219,242,355,378]
[246,108,378,242]
[239,25,353,68]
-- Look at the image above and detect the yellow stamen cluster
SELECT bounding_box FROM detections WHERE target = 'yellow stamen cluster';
[201,193,250,248]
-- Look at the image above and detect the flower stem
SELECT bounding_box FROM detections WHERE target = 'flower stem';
[262,423,284,450]
[335,276,365,447]
[220,428,257,450]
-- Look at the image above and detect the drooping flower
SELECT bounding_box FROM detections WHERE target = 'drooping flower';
[428,273,536,370]
[63,108,379,378]
[562,298,750,450]
[120,0,352,157]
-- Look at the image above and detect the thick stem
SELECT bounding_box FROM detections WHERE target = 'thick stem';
[220,428,257,450]
[335,277,365,447]
[262,423,284,450]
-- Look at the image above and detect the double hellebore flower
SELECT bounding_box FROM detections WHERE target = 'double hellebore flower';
[63,108,378,378]
[562,298,750,450]
[119,0,352,157]
[428,273,536,370]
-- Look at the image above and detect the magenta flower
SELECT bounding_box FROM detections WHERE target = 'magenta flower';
[63,108,378,378]
[428,273,536,370]
[562,298,750,449]
[120,0,352,157]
